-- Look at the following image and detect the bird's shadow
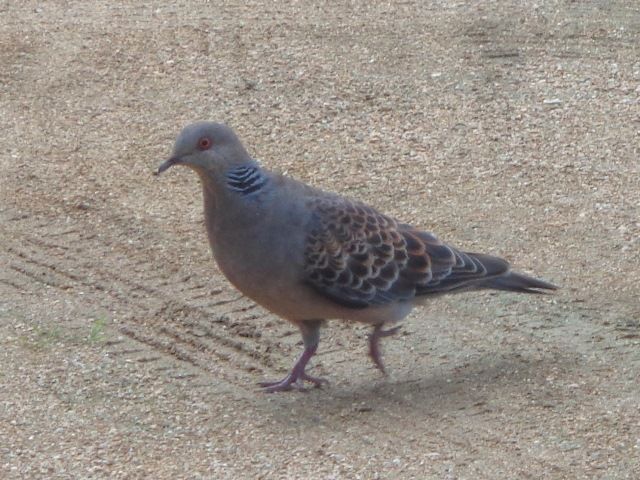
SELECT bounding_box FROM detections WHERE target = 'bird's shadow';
[259,349,568,428]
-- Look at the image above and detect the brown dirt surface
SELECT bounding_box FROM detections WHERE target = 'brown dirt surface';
[1,1,639,478]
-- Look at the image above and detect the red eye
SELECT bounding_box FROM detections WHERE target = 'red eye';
[198,137,212,150]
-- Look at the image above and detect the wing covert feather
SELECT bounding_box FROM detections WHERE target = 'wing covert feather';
[302,197,508,309]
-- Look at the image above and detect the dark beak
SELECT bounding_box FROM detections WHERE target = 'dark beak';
[155,157,180,175]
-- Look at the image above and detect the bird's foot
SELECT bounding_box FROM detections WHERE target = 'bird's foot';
[368,325,402,374]
[258,342,326,393]
[259,372,327,393]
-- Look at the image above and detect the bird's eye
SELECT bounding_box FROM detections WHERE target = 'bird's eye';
[198,137,212,150]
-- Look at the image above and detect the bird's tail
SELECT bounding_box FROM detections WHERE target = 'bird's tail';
[479,271,558,294]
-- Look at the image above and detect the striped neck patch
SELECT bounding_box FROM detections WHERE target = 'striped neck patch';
[225,165,268,196]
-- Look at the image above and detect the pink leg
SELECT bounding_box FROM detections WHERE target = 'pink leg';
[368,324,401,374]
[259,320,327,393]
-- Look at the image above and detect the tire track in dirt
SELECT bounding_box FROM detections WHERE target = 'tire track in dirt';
[0,208,298,390]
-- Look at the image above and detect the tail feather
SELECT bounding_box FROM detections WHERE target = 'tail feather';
[413,249,557,296]
[480,271,558,294]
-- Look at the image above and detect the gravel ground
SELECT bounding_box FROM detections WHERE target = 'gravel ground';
[1,1,639,478]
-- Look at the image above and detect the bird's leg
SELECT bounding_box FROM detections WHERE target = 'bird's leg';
[259,320,327,393]
[368,324,402,374]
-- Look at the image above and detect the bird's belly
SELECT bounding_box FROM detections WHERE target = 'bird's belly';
[214,248,413,324]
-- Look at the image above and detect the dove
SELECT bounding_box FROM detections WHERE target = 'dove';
[156,121,557,392]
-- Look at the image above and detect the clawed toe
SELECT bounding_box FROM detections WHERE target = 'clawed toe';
[259,373,327,393]
[258,378,291,389]
[259,378,298,393]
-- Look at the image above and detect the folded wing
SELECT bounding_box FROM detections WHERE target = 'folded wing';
[302,197,513,309]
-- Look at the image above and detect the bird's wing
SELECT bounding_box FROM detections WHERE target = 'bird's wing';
[302,197,510,309]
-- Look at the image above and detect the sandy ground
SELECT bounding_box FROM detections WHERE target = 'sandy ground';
[1,1,639,478]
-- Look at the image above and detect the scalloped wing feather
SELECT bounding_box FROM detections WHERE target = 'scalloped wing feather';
[303,197,511,309]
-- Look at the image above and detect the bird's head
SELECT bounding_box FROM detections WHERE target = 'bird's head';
[157,121,251,176]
